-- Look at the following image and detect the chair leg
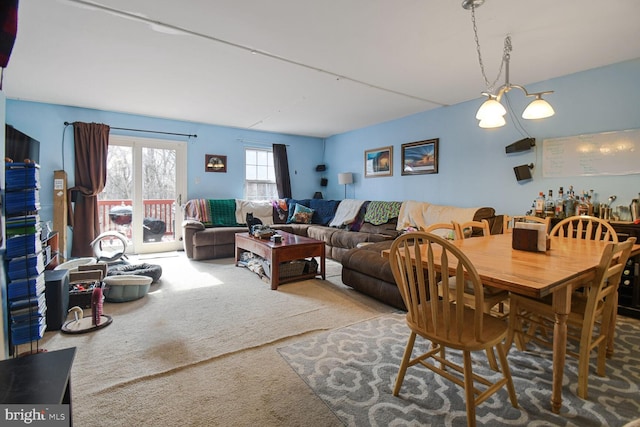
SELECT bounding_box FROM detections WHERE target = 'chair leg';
[462,351,476,427]
[577,318,597,400]
[393,331,417,396]
[606,292,618,358]
[496,342,519,408]
[486,348,499,371]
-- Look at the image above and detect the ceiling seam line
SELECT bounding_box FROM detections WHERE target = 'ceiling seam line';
[65,0,448,107]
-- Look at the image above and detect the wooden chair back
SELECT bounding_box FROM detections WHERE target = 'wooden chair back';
[454,219,490,239]
[423,222,457,240]
[503,215,551,233]
[389,232,486,344]
[549,215,618,242]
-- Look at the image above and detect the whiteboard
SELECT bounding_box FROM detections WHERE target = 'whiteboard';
[542,129,640,177]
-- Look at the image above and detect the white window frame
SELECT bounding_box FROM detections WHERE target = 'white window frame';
[244,148,278,201]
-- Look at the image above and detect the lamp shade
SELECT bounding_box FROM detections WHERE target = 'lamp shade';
[338,172,353,185]
[475,98,506,120]
[479,115,506,129]
[522,97,555,120]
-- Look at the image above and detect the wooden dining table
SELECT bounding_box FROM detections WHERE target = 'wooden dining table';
[382,233,640,414]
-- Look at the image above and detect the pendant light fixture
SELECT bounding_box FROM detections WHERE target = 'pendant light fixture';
[463,0,554,128]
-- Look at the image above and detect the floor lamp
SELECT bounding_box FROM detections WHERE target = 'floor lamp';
[338,172,353,199]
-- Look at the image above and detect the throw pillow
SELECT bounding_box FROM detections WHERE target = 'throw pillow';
[289,203,314,224]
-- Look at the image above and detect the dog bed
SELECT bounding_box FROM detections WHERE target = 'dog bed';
[54,257,96,272]
[107,263,162,282]
[104,275,152,302]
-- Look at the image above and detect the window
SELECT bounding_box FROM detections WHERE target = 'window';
[245,148,277,201]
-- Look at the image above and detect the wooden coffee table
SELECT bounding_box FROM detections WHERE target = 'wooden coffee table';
[235,231,325,290]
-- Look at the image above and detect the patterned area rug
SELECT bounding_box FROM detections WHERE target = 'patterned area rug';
[278,312,640,426]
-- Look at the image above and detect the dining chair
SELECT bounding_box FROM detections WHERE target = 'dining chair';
[389,231,518,426]
[549,215,618,242]
[454,219,491,239]
[502,215,551,233]
[454,219,510,371]
[453,220,509,315]
[423,222,457,239]
[506,237,635,399]
[550,214,620,356]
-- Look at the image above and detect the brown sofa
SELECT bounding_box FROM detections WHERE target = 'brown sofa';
[340,204,498,310]
[182,198,497,309]
[182,199,397,262]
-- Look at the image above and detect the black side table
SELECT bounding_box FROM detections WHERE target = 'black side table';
[0,347,76,425]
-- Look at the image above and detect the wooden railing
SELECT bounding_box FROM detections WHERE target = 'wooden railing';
[97,199,176,238]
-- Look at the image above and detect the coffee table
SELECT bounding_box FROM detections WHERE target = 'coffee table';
[235,231,326,289]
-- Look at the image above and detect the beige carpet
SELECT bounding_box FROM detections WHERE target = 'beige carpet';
[39,253,395,426]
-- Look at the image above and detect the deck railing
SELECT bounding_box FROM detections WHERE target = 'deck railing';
[97,199,176,238]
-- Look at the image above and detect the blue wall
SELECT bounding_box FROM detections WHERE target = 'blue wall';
[324,59,640,216]
[5,102,325,223]
[5,58,640,223]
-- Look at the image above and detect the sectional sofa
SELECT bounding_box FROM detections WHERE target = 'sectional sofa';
[182,197,498,309]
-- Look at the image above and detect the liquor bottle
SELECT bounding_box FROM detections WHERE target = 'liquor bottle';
[545,189,555,218]
[555,186,565,219]
[590,190,599,217]
[577,194,589,216]
[586,190,594,216]
[565,186,576,217]
[535,192,545,218]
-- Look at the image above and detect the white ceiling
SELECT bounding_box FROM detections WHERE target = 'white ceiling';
[4,0,640,138]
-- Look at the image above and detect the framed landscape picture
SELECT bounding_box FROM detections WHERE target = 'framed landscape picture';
[364,146,393,178]
[401,138,439,175]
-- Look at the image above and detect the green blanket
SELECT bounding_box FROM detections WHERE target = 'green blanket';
[363,201,403,225]
[208,199,239,227]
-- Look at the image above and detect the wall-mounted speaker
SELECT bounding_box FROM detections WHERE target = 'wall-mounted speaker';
[514,163,534,182]
[505,138,535,154]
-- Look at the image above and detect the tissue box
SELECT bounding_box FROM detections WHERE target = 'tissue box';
[512,223,550,252]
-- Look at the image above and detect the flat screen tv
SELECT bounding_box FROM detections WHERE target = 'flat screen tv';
[5,125,40,164]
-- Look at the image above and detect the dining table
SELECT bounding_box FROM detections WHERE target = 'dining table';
[382,233,640,414]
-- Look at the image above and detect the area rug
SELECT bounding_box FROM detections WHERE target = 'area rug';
[278,312,640,426]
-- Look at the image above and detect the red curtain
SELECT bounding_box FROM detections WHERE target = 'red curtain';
[69,122,110,257]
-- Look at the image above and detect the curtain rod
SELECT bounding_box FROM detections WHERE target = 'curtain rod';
[64,122,197,138]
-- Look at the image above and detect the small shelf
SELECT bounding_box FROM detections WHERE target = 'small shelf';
[43,231,60,270]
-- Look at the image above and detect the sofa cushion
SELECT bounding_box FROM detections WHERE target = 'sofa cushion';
[341,240,396,284]
[235,199,275,226]
[359,218,399,237]
[285,198,340,225]
[289,203,315,224]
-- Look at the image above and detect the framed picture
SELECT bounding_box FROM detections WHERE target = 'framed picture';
[401,138,439,175]
[205,154,227,173]
[364,146,393,178]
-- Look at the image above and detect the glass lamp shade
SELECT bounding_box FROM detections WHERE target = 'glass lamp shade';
[478,115,506,129]
[475,98,506,120]
[522,97,555,119]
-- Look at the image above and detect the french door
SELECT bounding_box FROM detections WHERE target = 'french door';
[100,135,187,254]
